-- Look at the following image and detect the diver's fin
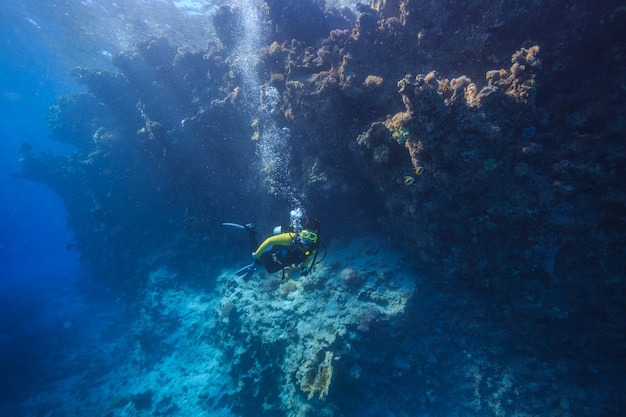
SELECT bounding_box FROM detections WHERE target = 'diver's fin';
[222,222,247,230]
[235,262,257,279]
[242,268,256,280]
[222,222,256,233]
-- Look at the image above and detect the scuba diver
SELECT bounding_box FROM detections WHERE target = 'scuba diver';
[223,210,322,280]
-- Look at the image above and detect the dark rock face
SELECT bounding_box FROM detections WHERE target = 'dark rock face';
[265,0,330,45]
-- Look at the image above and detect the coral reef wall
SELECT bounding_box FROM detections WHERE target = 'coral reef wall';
[19,37,272,287]
[17,0,626,376]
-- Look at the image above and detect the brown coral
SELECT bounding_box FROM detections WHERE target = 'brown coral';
[383,111,412,132]
[363,75,384,88]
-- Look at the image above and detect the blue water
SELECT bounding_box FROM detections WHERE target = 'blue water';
[0,2,238,413]
[0,0,211,284]
[0,9,81,411]
[0,87,78,284]
[1,0,83,281]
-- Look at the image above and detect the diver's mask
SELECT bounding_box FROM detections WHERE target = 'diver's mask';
[299,229,318,243]
[297,229,318,255]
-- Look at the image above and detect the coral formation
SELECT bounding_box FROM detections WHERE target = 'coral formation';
[299,351,334,400]
[214,236,414,416]
[340,267,364,288]
[363,74,384,88]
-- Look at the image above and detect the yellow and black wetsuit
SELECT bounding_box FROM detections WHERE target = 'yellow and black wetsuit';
[252,232,317,274]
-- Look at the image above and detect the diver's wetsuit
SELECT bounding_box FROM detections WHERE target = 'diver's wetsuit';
[252,232,316,273]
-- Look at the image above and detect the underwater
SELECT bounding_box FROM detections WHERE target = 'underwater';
[1,0,625,416]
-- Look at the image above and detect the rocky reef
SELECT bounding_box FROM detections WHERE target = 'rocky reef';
[12,0,626,416]
[214,237,414,416]
[12,238,414,417]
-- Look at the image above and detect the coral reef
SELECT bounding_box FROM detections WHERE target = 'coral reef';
[11,0,626,416]
[214,236,414,416]
[18,0,626,296]
[17,37,268,288]
[354,45,544,284]
[300,350,334,400]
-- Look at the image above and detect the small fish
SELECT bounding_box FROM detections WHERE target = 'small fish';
[415,166,424,175]
[403,176,415,186]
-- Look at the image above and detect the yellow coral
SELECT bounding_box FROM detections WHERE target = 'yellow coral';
[301,351,334,400]
[383,111,412,132]
[464,83,479,107]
